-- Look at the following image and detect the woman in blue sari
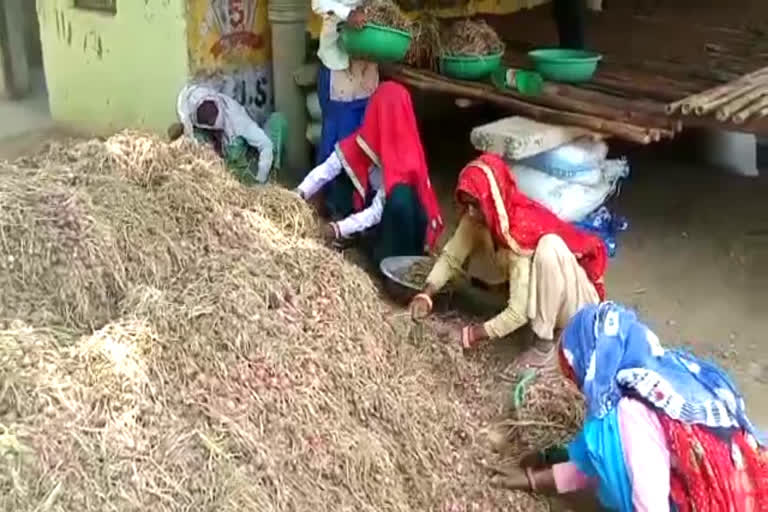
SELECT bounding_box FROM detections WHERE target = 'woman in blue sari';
[495,302,768,512]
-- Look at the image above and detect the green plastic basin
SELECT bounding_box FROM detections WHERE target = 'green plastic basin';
[341,23,412,63]
[528,49,602,83]
[440,53,503,81]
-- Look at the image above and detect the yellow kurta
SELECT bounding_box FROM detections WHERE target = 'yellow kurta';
[426,215,600,340]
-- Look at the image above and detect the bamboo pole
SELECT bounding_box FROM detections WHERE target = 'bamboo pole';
[732,95,768,124]
[695,81,768,116]
[665,66,768,115]
[388,65,678,132]
[390,73,654,144]
[502,52,700,102]
[716,86,768,122]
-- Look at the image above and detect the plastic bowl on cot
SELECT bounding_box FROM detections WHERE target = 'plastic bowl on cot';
[379,255,430,304]
[341,23,412,63]
[528,49,602,83]
[439,52,503,81]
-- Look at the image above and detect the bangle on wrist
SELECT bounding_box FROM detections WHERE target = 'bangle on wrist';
[414,293,433,310]
[330,222,340,239]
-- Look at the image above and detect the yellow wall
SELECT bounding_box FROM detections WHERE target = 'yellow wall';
[186,0,273,124]
[37,0,189,133]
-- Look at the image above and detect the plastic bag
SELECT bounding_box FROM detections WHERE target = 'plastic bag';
[573,206,629,257]
[511,158,629,222]
[519,138,608,184]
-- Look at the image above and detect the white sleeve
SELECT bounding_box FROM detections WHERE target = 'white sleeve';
[312,0,352,19]
[297,152,343,199]
[336,187,385,237]
[177,88,195,137]
[241,123,274,183]
[226,102,274,183]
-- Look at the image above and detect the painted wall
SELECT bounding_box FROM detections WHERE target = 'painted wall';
[37,0,189,133]
[186,0,272,124]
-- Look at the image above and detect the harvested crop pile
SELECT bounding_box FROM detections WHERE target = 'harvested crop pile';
[442,19,505,57]
[405,13,442,70]
[0,133,549,511]
[485,370,585,463]
[360,0,412,32]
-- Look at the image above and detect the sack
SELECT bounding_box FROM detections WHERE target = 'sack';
[306,122,322,146]
[511,158,629,222]
[306,92,322,122]
[518,138,608,185]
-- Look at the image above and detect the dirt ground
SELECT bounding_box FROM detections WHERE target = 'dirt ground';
[414,93,768,431]
[0,99,765,511]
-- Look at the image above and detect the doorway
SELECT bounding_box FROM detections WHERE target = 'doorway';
[0,0,52,142]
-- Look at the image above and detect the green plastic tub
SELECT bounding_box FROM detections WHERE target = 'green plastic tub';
[528,49,602,83]
[341,23,412,62]
[440,53,503,81]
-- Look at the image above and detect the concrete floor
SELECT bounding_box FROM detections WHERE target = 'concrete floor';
[0,67,54,143]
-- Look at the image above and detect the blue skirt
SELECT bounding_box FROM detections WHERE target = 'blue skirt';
[316,64,370,164]
[316,64,370,218]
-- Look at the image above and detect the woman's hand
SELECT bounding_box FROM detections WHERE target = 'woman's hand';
[490,466,531,491]
[460,324,489,349]
[321,222,339,241]
[409,293,433,321]
[167,122,184,142]
[346,8,366,29]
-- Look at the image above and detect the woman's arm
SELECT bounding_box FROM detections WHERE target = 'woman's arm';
[410,216,477,320]
[239,123,274,183]
[297,152,344,200]
[482,254,531,339]
[423,215,477,292]
[334,188,385,237]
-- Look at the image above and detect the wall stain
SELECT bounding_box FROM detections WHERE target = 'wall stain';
[55,10,73,45]
[82,31,104,59]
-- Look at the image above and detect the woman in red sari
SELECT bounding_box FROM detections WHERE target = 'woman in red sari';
[409,153,607,367]
[297,82,443,265]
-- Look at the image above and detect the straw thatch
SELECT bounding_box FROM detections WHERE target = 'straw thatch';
[0,133,549,511]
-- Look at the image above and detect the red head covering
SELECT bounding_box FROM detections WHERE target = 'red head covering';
[456,153,607,299]
[336,82,444,250]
